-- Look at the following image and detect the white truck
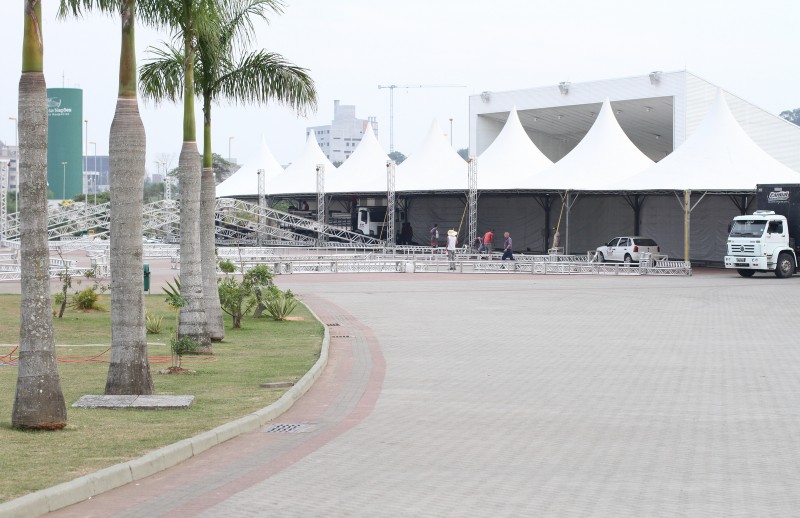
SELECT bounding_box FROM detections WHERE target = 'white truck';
[724,184,799,278]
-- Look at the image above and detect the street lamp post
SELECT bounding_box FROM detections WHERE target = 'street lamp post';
[228,136,235,163]
[62,161,68,200]
[90,141,97,205]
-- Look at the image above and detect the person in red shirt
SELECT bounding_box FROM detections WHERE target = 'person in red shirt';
[483,229,494,256]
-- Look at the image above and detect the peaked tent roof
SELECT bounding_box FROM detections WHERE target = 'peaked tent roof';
[216,135,284,198]
[477,107,553,190]
[328,123,390,194]
[396,119,468,192]
[268,131,336,196]
[533,98,654,191]
[618,91,800,191]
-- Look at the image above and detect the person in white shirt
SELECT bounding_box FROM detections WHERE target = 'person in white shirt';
[446,229,458,271]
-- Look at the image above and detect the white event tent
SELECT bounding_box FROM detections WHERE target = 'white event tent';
[267,131,336,196]
[215,135,284,198]
[327,123,389,194]
[525,98,655,255]
[476,107,553,191]
[615,91,800,262]
[214,94,800,262]
[396,119,468,192]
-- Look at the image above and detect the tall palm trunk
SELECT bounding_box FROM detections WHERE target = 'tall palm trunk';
[12,0,67,430]
[201,98,224,341]
[105,0,153,395]
[178,21,210,351]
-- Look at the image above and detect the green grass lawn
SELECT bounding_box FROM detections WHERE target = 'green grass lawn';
[0,293,323,503]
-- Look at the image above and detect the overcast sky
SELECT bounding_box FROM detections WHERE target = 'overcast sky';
[1,0,798,175]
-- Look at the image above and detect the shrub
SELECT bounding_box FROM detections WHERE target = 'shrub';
[217,277,256,328]
[169,335,199,369]
[145,312,163,334]
[72,287,100,311]
[263,288,298,321]
[218,258,237,274]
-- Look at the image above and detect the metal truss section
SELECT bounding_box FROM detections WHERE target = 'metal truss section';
[216,198,385,246]
[386,160,396,246]
[0,160,8,237]
[316,165,325,246]
[467,157,477,246]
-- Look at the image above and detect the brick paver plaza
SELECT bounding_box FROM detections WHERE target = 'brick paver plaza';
[50,269,800,516]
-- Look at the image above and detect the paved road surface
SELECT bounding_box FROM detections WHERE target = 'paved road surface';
[48,269,800,516]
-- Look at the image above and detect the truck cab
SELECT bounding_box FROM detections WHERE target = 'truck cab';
[724,210,796,278]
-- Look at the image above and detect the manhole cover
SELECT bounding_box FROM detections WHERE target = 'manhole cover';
[263,423,315,434]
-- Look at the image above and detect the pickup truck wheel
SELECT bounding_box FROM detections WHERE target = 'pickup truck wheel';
[595,252,604,263]
[775,252,795,278]
[624,254,633,264]
[737,269,755,278]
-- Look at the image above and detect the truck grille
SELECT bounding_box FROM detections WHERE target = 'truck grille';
[730,244,755,253]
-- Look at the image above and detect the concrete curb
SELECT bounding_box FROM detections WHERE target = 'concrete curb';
[0,302,330,518]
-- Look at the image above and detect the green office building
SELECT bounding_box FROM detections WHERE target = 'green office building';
[47,88,83,200]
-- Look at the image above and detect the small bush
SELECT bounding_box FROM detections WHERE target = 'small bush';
[263,288,298,321]
[170,336,199,369]
[54,292,66,306]
[218,258,236,274]
[145,312,163,334]
[72,287,100,311]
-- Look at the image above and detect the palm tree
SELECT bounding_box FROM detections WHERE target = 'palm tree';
[140,0,317,343]
[12,0,68,429]
[59,0,156,395]
[166,0,228,352]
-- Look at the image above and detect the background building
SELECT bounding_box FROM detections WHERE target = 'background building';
[470,70,800,172]
[47,88,83,199]
[307,100,378,164]
[0,140,17,192]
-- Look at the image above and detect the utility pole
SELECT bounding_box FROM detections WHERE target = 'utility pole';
[377,84,465,153]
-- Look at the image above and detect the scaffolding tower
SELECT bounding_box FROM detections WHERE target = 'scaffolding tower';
[467,157,478,246]
[316,164,325,246]
[386,160,396,247]
[257,169,266,246]
[0,160,8,237]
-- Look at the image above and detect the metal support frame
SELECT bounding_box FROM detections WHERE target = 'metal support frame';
[386,160,396,248]
[316,164,325,246]
[257,168,265,246]
[561,190,579,254]
[0,159,8,238]
[674,189,707,263]
[164,175,172,201]
[467,157,478,247]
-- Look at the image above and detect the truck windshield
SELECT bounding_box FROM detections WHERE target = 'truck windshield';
[729,220,767,238]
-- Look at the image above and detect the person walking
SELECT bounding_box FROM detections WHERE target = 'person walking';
[446,229,458,271]
[502,231,514,261]
[483,229,494,257]
[430,224,440,248]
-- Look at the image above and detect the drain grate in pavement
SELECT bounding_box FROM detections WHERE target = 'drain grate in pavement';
[326,323,340,327]
[263,423,315,434]
[331,335,351,338]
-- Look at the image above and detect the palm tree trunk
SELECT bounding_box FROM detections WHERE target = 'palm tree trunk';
[178,22,210,352]
[12,0,67,430]
[201,101,224,341]
[104,1,153,395]
[178,142,211,351]
[201,164,224,341]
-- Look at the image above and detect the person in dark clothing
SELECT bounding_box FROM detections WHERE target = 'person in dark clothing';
[502,231,514,260]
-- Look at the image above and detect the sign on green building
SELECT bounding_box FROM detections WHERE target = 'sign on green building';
[47,88,83,200]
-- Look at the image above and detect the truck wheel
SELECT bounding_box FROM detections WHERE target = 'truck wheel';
[624,254,633,264]
[775,253,795,278]
[595,252,604,263]
[737,269,755,278]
